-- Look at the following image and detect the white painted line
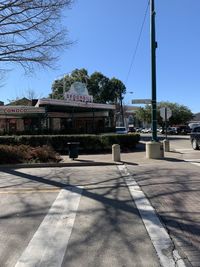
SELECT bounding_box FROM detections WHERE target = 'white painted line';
[118,165,186,267]
[175,149,193,151]
[15,186,82,267]
[183,159,200,167]
[190,162,200,167]
[184,159,200,162]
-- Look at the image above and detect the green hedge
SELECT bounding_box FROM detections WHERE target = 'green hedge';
[0,133,140,154]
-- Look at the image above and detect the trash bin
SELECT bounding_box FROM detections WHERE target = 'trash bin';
[67,142,80,160]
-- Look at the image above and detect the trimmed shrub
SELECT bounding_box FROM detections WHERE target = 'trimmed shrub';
[101,133,140,151]
[0,145,61,164]
[29,145,61,163]
[0,145,29,164]
[0,133,140,154]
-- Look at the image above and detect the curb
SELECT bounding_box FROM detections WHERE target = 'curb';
[0,161,123,169]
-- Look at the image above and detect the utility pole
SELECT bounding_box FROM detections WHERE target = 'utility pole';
[150,0,157,141]
[146,0,162,159]
[120,93,125,127]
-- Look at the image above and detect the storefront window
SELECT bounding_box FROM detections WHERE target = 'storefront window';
[0,119,6,132]
[8,119,17,133]
[24,118,42,132]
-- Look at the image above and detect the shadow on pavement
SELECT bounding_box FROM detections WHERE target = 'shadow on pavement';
[2,164,200,266]
[120,161,138,166]
[0,167,162,266]
[72,159,94,162]
[162,157,185,162]
[128,164,200,265]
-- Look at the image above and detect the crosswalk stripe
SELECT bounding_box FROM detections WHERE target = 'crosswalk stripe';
[15,186,82,267]
[118,165,186,267]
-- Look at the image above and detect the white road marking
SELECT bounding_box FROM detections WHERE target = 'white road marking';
[174,148,193,151]
[185,161,200,167]
[184,159,200,162]
[190,162,200,166]
[15,186,82,267]
[118,165,186,267]
[183,159,200,167]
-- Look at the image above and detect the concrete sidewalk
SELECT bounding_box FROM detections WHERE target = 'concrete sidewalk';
[125,160,200,267]
[61,142,183,166]
[1,141,198,266]
[61,144,200,267]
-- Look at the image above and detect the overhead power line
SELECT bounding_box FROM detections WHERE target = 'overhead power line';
[125,0,150,84]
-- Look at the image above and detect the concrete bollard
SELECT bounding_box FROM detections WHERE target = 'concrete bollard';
[146,141,164,159]
[163,139,170,152]
[112,144,121,162]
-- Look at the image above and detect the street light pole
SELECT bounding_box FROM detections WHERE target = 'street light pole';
[150,0,158,141]
[120,92,125,127]
[146,0,163,159]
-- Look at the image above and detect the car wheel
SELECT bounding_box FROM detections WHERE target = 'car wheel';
[192,139,199,150]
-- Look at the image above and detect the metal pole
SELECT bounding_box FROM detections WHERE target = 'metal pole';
[150,0,158,141]
[120,95,125,127]
[165,107,167,140]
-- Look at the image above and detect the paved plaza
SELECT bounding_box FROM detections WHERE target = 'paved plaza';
[0,139,200,266]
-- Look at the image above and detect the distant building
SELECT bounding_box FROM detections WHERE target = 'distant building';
[0,84,116,134]
[124,105,140,127]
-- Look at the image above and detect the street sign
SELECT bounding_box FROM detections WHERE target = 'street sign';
[160,107,172,120]
[132,99,151,104]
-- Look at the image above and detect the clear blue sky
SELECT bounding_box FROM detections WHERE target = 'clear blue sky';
[1,0,200,113]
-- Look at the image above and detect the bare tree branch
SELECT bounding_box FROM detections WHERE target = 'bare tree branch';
[0,0,73,72]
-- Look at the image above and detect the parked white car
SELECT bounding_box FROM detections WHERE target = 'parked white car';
[141,128,152,133]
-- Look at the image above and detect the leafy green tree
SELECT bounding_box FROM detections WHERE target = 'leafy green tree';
[135,101,193,126]
[158,102,193,125]
[50,78,64,99]
[70,69,89,84]
[87,72,110,103]
[50,68,126,103]
[50,69,89,99]
[108,78,126,103]
[135,106,152,124]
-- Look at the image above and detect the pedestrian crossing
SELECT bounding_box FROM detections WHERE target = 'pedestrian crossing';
[15,186,82,267]
[118,165,186,267]
[2,162,193,267]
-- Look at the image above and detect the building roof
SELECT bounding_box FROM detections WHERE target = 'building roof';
[6,97,32,106]
[36,98,116,112]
